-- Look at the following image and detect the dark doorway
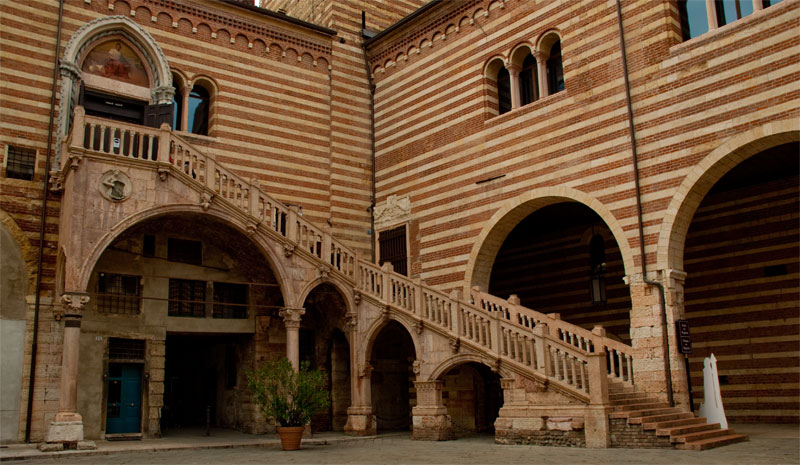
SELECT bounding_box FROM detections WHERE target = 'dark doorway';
[440,363,502,436]
[379,225,408,276]
[328,330,351,431]
[370,321,415,431]
[82,89,146,125]
[163,334,248,432]
[105,363,142,434]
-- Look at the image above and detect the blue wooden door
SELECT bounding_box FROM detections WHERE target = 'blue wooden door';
[106,364,142,434]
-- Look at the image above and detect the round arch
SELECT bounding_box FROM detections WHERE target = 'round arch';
[361,313,421,366]
[464,186,635,294]
[296,277,354,315]
[657,121,799,271]
[74,204,294,305]
[428,353,512,381]
[508,42,535,68]
[483,55,507,78]
[536,29,562,56]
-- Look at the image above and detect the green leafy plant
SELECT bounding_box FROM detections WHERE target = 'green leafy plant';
[247,358,330,427]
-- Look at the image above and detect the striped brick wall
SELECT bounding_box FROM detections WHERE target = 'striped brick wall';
[366,0,799,421]
[684,147,799,423]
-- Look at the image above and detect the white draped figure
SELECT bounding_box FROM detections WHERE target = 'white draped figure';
[698,353,728,429]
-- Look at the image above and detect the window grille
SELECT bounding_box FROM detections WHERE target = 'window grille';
[213,282,248,319]
[108,338,145,360]
[168,279,206,317]
[97,273,141,315]
[379,225,408,276]
[6,146,36,180]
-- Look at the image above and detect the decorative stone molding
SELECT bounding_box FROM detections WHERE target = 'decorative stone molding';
[380,305,390,322]
[246,222,258,235]
[152,85,175,103]
[412,360,422,375]
[448,337,460,354]
[414,319,424,334]
[318,265,331,280]
[60,292,90,319]
[283,243,295,257]
[359,363,374,379]
[59,60,81,81]
[98,170,132,202]
[49,171,65,193]
[373,194,411,229]
[279,307,305,329]
[352,291,361,305]
[158,166,170,181]
[200,192,213,210]
[344,313,358,331]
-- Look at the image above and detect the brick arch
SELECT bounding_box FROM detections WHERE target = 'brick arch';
[464,186,635,294]
[74,204,294,307]
[428,353,511,381]
[657,120,800,271]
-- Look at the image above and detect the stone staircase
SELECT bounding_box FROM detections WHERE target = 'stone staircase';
[608,382,748,450]
[67,112,748,451]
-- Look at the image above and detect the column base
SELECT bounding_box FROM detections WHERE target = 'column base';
[584,405,611,448]
[44,420,96,450]
[344,409,377,436]
[411,407,453,441]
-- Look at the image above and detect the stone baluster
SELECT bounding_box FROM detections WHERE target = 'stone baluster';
[532,322,552,376]
[45,293,95,449]
[279,307,305,370]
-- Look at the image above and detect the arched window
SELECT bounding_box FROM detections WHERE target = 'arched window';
[589,234,606,304]
[546,40,564,95]
[497,67,511,115]
[187,85,210,136]
[519,53,538,106]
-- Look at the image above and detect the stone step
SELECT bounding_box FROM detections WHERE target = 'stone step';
[628,411,694,425]
[613,402,669,412]
[656,422,719,437]
[625,407,678,418]
[672,428,735,444]
[676,433,749,451]
[609,394,653,404]
[643,417,706,431]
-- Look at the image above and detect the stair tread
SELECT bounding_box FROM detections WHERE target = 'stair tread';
[629,412,694,424]
[656,422,719,437]
[613,402,670,411]
[643,417,706,430]
[673,428,735,442]
[626,407,679,417]
[678,434,749,451]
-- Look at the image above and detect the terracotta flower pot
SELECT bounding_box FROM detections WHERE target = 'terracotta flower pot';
[277,426,304,450]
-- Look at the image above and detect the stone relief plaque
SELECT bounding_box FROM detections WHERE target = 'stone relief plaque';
[98,169,132,201]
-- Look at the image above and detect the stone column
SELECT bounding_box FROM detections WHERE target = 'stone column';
[533,51,549,98]
[506,64,521,109]
[753,0,763,11]
[44,293,95,450]
[279,308,305,370]
[411,380,453,441]
[625,270,690,409]
[345,361,376,436]
[706,0,718,30]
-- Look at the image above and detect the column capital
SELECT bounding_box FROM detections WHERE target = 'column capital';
[60,292,90,318]
[505,63,521,75]
[279,307,305,329]
[359,362,374,379]
[532,50,548,62]
[59,60,81,80]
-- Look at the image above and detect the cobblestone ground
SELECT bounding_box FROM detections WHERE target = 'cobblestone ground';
[13,425,800,465]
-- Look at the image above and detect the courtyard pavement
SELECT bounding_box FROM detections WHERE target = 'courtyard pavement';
[1,423,797,464]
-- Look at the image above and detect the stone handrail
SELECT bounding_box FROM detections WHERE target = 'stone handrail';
[357,263,615,400]
[471,289,634,386]
[68,108,357,280]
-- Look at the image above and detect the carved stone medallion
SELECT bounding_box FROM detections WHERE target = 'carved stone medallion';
[98,169,132,201]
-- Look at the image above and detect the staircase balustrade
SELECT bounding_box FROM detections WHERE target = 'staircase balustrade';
[67,109,635,404]
[68,108,356,279]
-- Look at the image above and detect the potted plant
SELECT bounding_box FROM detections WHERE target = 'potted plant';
[247,358,330,450]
